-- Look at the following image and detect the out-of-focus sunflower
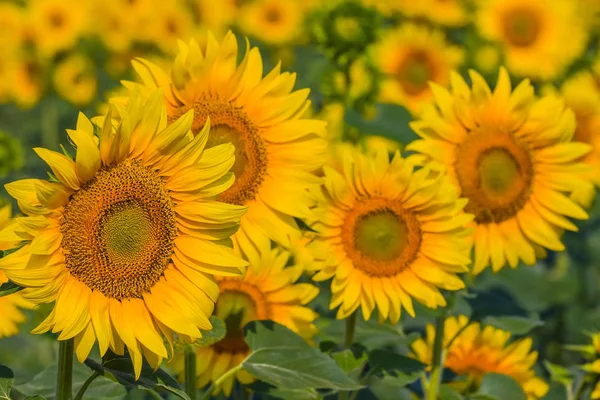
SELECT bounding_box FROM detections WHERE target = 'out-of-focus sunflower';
[124,32,327,248]
[0,205,34,339]
[476,0,589,80]
[310,147,473,323]
[407,68,591,274]
[195,0,236,34]
[28,0,88,57]
[8,56,44,109]
[395,0,468,27]
[411,315,549,400]
[373,23,464,115]
[169,242,319,396]
[239,0,304,46]
[0,89,248,378]
[0,3,26,56]
[53,53,97,106]
[148,1,195,54]
[0,131,24,177]
[91,2,136,53]
[322,56,380,111]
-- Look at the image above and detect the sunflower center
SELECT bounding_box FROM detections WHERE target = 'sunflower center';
[342,197,421,277]
[171,98,268,206]
[396,51,435,95]
[60,160,177,300]
[212,282,269,354]
[503,7,541,47]
[265,6,281,23]
[335,16,362,42]
[454,129,533,224]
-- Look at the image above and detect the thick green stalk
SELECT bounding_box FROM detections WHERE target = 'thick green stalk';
[344,312,357,349]
[426,310,449,400]
[184,345,198,400]
[56,339,74,400]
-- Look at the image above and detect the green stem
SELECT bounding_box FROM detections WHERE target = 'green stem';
[427,293,456,400]
[185,346,198,400]
[344,312,357,349]
[73,372,99,400]
[56,339,74,400]
[200,364,243,400]
[41,99,59,151]
[199,384,214,400]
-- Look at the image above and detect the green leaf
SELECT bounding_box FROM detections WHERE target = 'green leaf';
[247,381,320,400]
[544,360,574,386]
[242,320,362,391]
[84,356,189,400]
[14,361,126,400]
[0,280,23,298]
[345,104,415,144]
[367,349,426,388]
[472,373,527,400]
[482,316,544,335]
[332,346,367,374]
[194,316,226,347]
[0,365,14,400]
[440,385,465,400]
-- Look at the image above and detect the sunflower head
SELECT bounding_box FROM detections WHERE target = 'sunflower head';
[411,315,549,400]
[407,67,592,274]
[169,241,319,396]
[0,88,248,378]
[119,31,327,248]
[322,56,380,112]
[53,53,97,106]
[310,147,473,323]
[238,0,304,46]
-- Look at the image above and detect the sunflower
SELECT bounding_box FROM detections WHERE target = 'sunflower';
[238,0,304,46]
[169,241,319,396]
[395,0,468,27]
[0,89,247,378]
[407,68,592,274]
[373,23,464,115]
[475,0,589,80]
[0,205,34,339]
[53,53,97,106]
[411,315,549,400]
[309,146,473,323]
[28,0,88,58]
[0,3,26,56]
[8,55,44,109]
[123,31,327,248]
[147,1,195,54]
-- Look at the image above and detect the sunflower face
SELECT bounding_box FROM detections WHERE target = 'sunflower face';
[0,89,248,378]
[374,23,464,114]
[411,316,549,400]
[476,0,589,79]
[239,0,303,46]
[169,243,319,396]
[408,68,592,274]
[126,31,327,247]
[311,147,473,323]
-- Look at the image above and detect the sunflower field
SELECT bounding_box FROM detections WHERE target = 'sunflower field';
[2,0,600,399]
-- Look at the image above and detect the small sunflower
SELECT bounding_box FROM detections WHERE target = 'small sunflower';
[28,0,88,57]
[407,68,592,274]
[0,3,26,55]
[169,241,319,396]
[411,315,549,400]
[147,2,194,54]
[310,147,473,323]
[0,89,247,378]
[123,31,327,248]
[395,0,468,27]
[475,0,589,80]
[373,23,464,115]
[0,205,34,339]
[53,53,97,106]
[8,56,44,109]
[238,0,304,46]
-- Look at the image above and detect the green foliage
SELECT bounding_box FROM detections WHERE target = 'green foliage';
[0,365,14,400]
[0,280,23,298]
[193,316,226,348]
[470,373,527,400]
[242,320,362,391]
[345,104,416,144]
[482,315,544,335]
[544,360,575,386]
[367,349,427,388]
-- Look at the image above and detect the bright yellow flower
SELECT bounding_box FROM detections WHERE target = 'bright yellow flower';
[0,89,248,378]
[239,0,304,46]
[310,147,473,323]
[28,0,88,57]
[8,56,44,109]
[0,205,34,339]
[195,0,237,33]
[411,315,549,400]
[395,0,468,27]
[476,0,589,80]
[91,2,136,53]
[147,1,195,54]
[0,3,26,55]
[53,53,97,106]
[170,241,319,396]
[374,23,464,115]
[407,68,591,274]
[124,31,327,248]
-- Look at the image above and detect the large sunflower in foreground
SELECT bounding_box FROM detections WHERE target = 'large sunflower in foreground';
[0,89,247,378]
[373,23,464,115]
[170,241,319,396]
[407,68,591,274]
[411,315,549,400]
[123,31,327,249]
[0,205,33,339]
[309,147,473,323]
[475,0,588,80]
